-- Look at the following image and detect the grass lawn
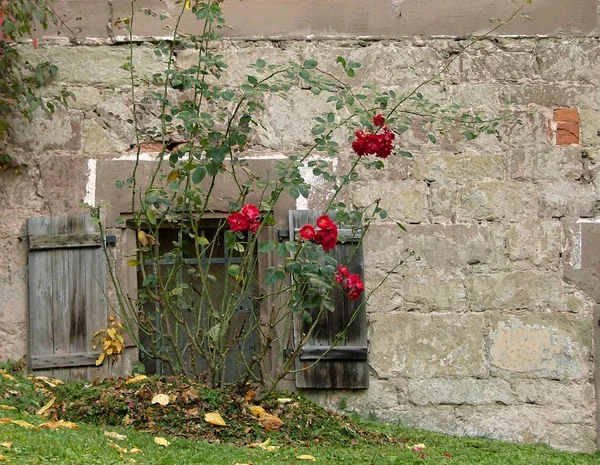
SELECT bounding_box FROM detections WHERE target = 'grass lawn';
[0,368,598,464]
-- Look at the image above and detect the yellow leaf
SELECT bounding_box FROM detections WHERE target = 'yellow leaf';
[123,414,135,426]
[96,352,106,366]
[277,398,293,404]
[248,405,266,417]
[258,412,284,431]
[108,440,128,453]
[39,420,78,430]
[0,406,16,411]
[1,373,14,381]
[104,431,127,440]
[167,169,180,183]
[248,437,280,451]
[204,412,226,426]
[127,259,140,267]
[184,0,191,9]
[154,437,171,447]
[125,375,148,385]
[0,454,7,461]
[151,394,169,406]
[0,442,11,449]
[36,397,55,416]
[129,448,142,454]
[10,419,36,429]
[137,230,149,247]
[297,455,316,461]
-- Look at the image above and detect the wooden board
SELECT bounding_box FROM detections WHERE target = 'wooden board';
[28,215,108,380]
[289,210,369,389]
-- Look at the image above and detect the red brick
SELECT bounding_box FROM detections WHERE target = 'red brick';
[553,108,579,123]
[556,121,580,146]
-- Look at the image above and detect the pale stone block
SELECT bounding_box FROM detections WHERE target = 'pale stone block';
[352,180,429,224]
[489,314,592,380]
[457,181,539,222]
[506,147,583,182]
[537,42,600,84]
[466,271,564,311]
[579,109,600,148]
[413,152,503,183]
[460,51,539,82]
[538,181,598,218]
[408,378,515,406]
[9,110,83,152]
[369,313,486,378]
[83,123,130,155]
[512,379,595,411]
[505,220,561,267]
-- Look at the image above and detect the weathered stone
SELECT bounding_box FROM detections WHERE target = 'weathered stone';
[17,45,168,87]
[38,155,91,215]
[537,41,600,83]
[352,180,429,224]
[538,181,598,218]
[460,50,540,82]
[580,109,600,148]
[512,379,595,411]
[409,378,515,406]
[505,220,561,268]
[83,122,130,155]
[369,313,486,378]
[9,110,83,152]
[413,152,503,183]
[456,181,539,222]
[489,314,592,380]
[95,96,137,145]
[466,271,564,311]
[506,146,583,181]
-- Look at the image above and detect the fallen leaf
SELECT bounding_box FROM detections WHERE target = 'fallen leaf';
[129,447,142,454]
[10,419,36,429]
[205,412,227,426]
[0,406,16,411]
[0,373,14,381]
[104,431,127,440]
[36,397,55,416]
[412,444,426,452]
[185,408,199,416]
[35,376,56,388]
[0,454,7,461]
[151,394,170,406]
[277,398,293,404]
[125,375,148,385]
[248,438,280,452]
[248,405,266,417]
[123,414,135,426]
[296,455,316,461]
[244,390,256,402]
[0,418,11,424]
[154,437,171,447]
[108,440,128,453]
[258,412,284,431]
[39,420,78,430]
[0,442,11,449]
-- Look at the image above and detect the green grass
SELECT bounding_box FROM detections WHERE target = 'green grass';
[1,410,599,465]
[0,367,599,464]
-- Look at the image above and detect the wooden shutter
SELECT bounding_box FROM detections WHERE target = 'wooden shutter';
[28,214,108,379]
[288,210,368,389]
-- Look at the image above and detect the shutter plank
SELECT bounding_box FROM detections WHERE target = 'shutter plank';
[289,210,368,389]
[29,233,102,250]
[28,215,108,378]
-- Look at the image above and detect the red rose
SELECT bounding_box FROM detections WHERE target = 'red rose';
[372,114,385,127]
[248,219,261,233]
[351,127,395,159]
[348,287,363,300]
[227,212,249,232]
[299,224,316,240]
[241,204,259,220]
[316,230,337,252]
[346,273,364,291]
[316,215,336,230]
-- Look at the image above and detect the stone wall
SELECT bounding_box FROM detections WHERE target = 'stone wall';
[1,0,600,454]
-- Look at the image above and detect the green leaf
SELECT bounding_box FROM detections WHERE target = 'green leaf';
[428,134,437,144]
[127,259,140,267]
[258,241,276,253]
[247,75,258,85]
[256,58,266,69]
[303,59,318,69]
[346,68,355,78]
[196,236,210,246]
[192,165,206,184]
[462,131,478,140]
[289,186,300,199]
[398,151,413,159]
[396,221,407,232]
[336,56,347,68]
[146,209,157,225]
[312,125,325,135]
[348,61,362,69]
[227,264,241,277]
[327,112,335,123]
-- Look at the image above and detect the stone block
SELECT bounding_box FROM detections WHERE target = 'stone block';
[579,109,600,148]
[366,268,467,313]
[460,51,539,82]
[369,313,486,378]
[466,271,564,311]
[537,41,600,83]
[505,220,561,267]
[512,379,595,411]
[456,181,539,222]
[489,314,592,381]
[413,152,503,183]
[506,146,583,182]
[408,378,515,406]
[38,155,91,215]
[9,110,83,152]
[352,180,429,224]
[538,181,598,218]
[82,122,130,155]
[18,45,168,87]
